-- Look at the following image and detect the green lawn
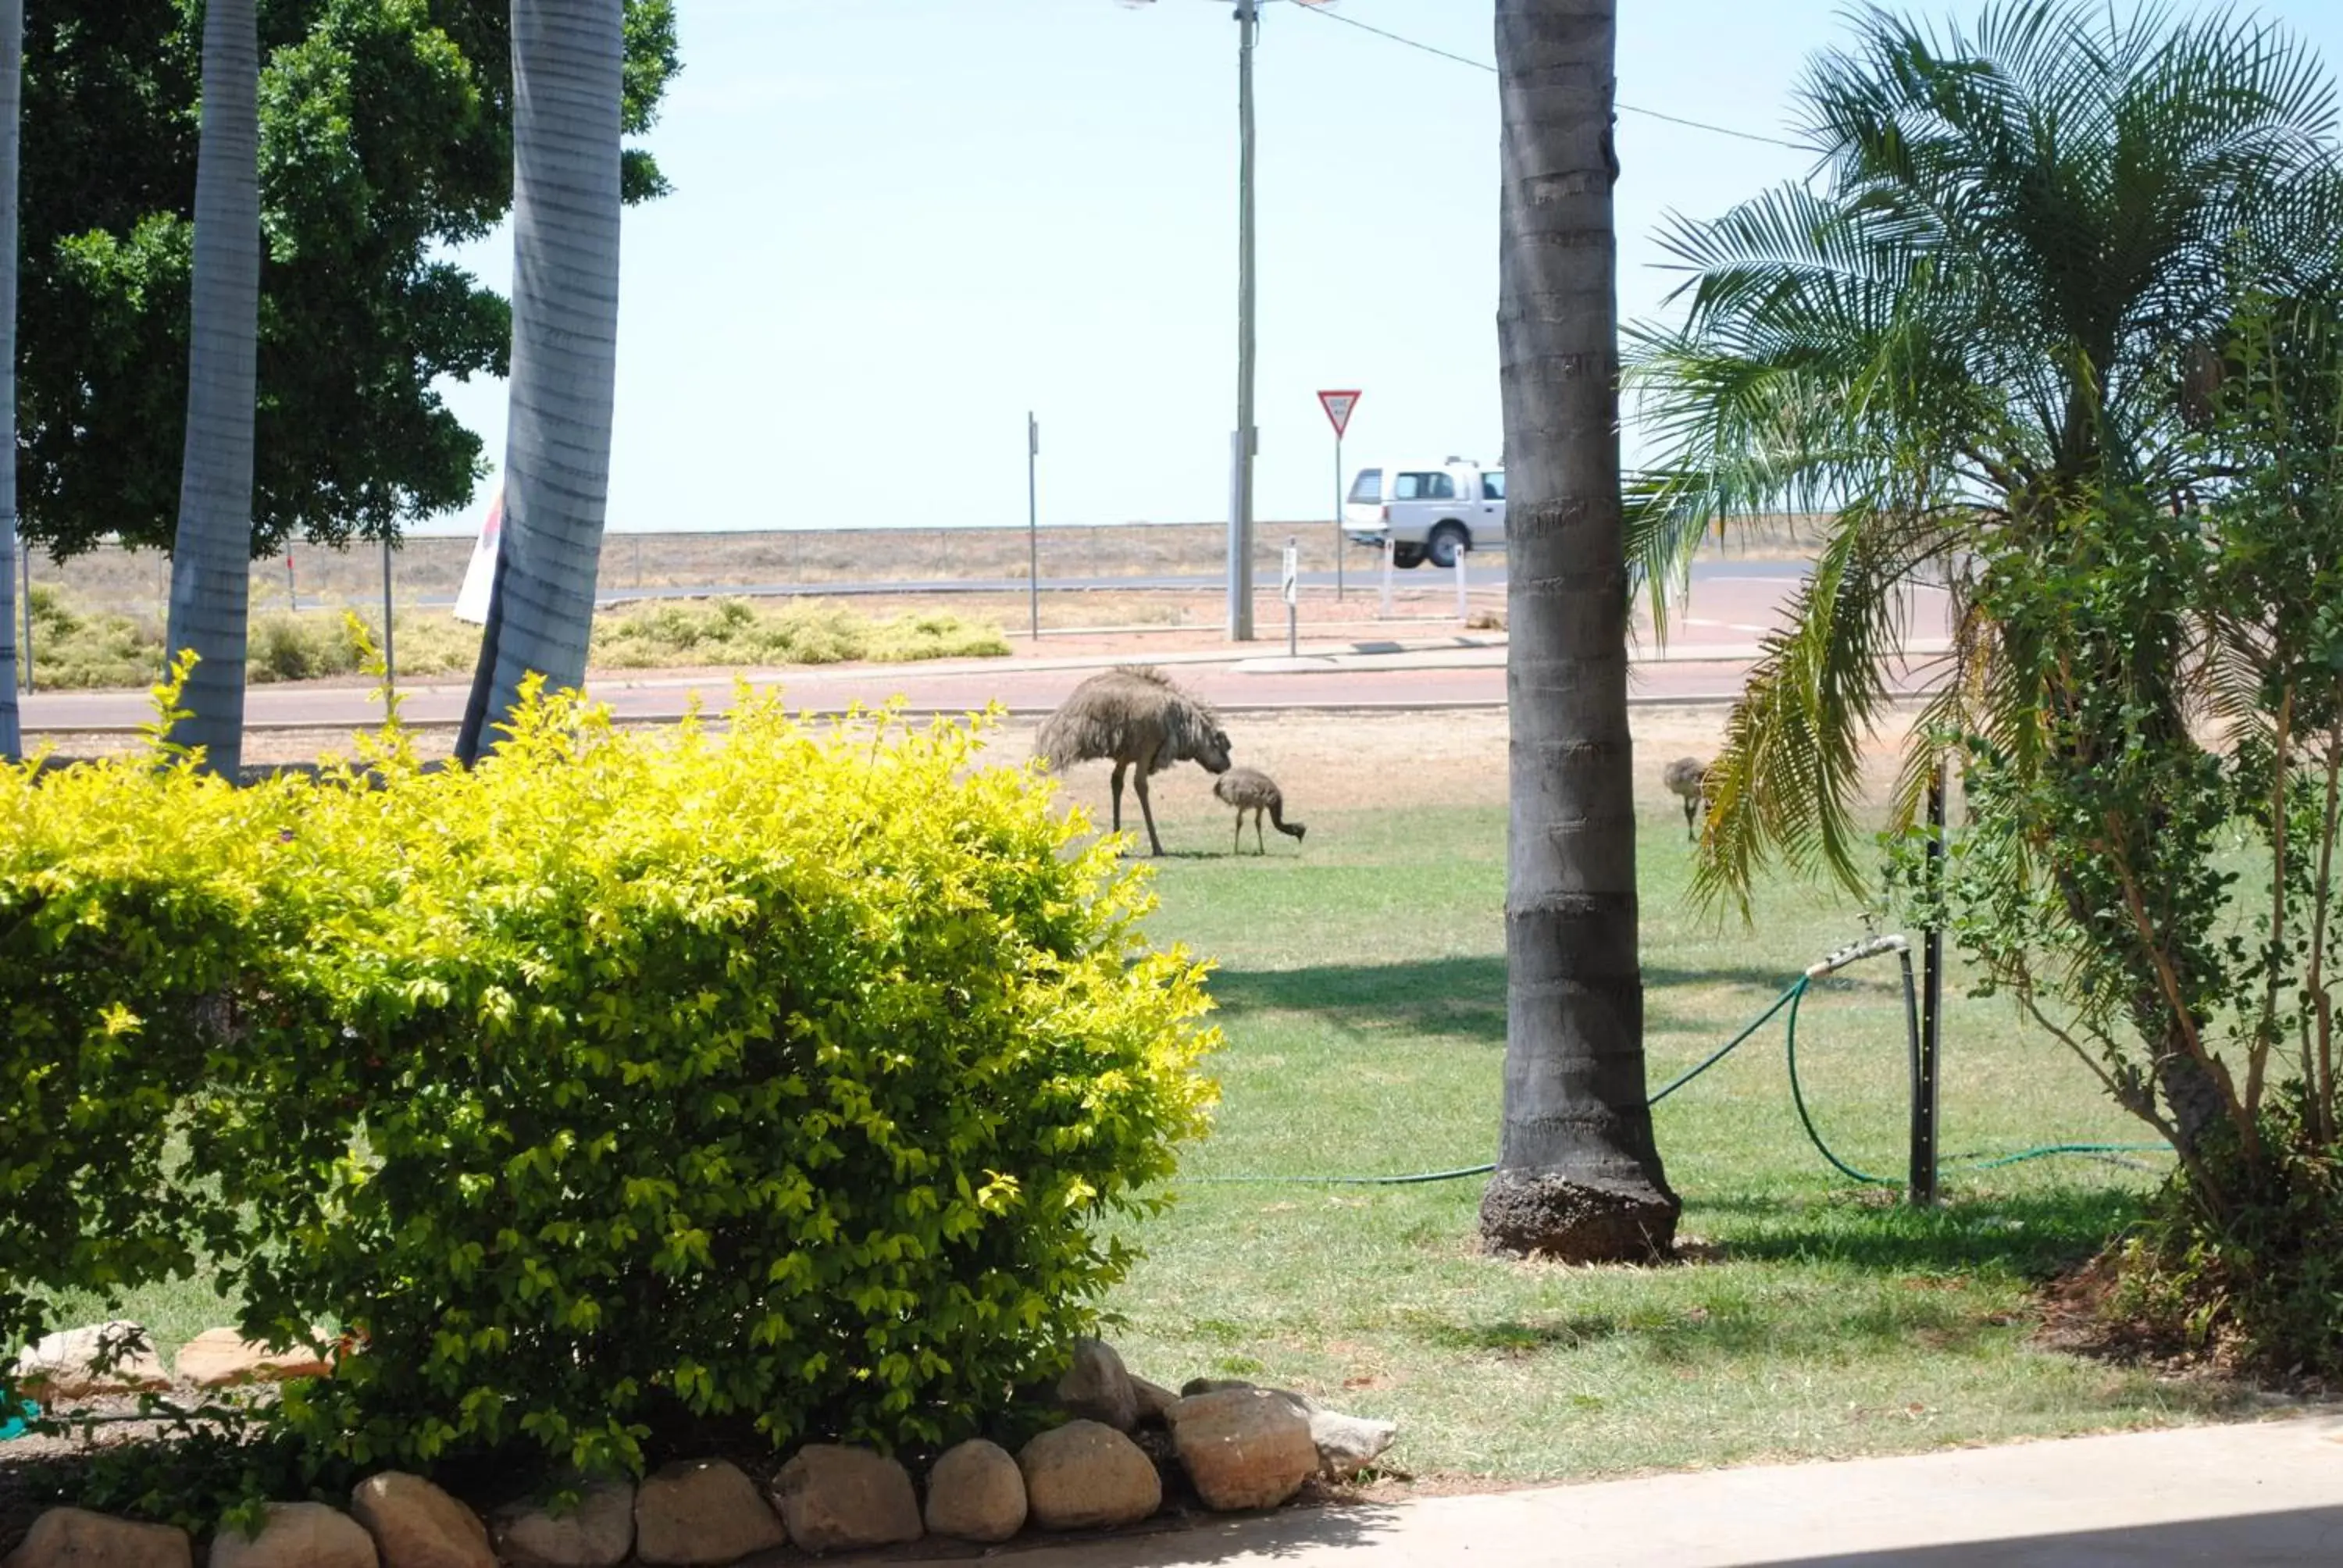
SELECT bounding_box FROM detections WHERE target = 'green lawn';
[1104,794,2237,1482]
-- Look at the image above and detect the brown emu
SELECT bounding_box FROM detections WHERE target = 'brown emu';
[1035,665,1232,856]
[1212,766,1305,855]
[1663,756,1709,841]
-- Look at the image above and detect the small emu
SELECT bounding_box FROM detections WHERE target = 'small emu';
[1212,766,1306,855]
[1035,665,1233,857]
[1663,756,1710,841]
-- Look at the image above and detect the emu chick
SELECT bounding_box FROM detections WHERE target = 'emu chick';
[1663,756,1709,842]
[1213,766,1306,855]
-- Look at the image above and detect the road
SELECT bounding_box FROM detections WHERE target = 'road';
[23,563,1950,733]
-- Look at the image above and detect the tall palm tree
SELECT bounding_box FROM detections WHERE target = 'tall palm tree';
[455,0,625,763]
[1479,0,1678,1262]
[0,0,20,761]
[162,0,262,777]
[1628,2,2338,901]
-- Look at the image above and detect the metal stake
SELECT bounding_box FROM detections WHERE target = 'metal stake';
[1912,761,1948,1206]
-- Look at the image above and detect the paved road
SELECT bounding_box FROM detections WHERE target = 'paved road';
[23,566,1950,733]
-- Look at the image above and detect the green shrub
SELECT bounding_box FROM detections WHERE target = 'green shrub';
[1,682,1217,1484]
[590,597,1009,669]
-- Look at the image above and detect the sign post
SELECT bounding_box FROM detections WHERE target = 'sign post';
[1281,536,1300,657]
[1026,413,1041,642]
[1317,390,1360,603]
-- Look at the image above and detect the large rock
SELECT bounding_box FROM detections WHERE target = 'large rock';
[209,1503,377,1568]
[1016,1420,1161,1532]
[768,1445,922,1553]
[1054,1338,1137,1431]
[3,1507,191,1568]
[922,1439,1026,1544]
[1164,1388,1317,1513]
[1171,1381,1398,1479]
[173,1329,331,1389]
[348,1473,494,1568]
[488,1481,633,1568]
[11,1322,169,1401]
[1301,1402,1398,1479]
[632,1460,784,1566]
[1129,1374,1179,1427]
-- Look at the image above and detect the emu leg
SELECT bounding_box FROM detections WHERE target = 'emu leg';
[1110,761,1129,838]
[1232,811,1242,857]
[1255,809,1266,855]
[1132,770,1165,857]
[1682,794,1697,841]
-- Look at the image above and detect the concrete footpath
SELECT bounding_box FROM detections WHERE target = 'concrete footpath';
[1011,1416,2343,1566]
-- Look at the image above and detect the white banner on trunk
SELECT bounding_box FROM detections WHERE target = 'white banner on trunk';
[452,486,504,625]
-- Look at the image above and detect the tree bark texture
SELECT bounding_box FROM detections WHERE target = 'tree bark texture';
[162,0,261,778]
[0,0,21,761]
[1479,0,1679,1262]
[456,0,623,762]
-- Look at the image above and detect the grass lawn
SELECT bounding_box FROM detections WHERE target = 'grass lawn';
[1104,791,2239,1484]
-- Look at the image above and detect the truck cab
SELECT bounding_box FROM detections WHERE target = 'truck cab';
[1343,458,1504,568]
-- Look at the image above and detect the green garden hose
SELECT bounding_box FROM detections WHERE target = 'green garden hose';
[1198,937,2166,1188]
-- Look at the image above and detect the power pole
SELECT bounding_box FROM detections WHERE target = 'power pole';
[1227,0,1260,641]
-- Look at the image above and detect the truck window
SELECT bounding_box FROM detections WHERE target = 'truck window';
[1347,469,1383,504]
[1482,472,1506,501]
[1394,472,1455,501]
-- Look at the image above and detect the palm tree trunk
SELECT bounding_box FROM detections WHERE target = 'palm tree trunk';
[0,0,21,761]
[162,0,261,779]
[1479,0,1679,1261]
[455,0,624,763]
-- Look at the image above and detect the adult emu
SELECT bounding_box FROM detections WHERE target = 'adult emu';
[1036,665,1232,857]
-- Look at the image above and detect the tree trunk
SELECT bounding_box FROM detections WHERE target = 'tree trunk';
[1479,0,1679,1262]
[162,0,261,778]
[0,0,20,761]
[455,0,624,763]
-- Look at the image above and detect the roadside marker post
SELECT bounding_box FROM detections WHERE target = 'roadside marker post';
[1282,536,1300,657]
[1453,543,1468,624]
[1026,413,1041,642]
[1317,390,1360,603]
[1380,534,1393,618]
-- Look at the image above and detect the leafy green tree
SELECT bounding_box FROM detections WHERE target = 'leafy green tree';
[163,0,263,775]
[1908,286,2343,1368]
[1626,1,2338,1149]
[18,0,677,562]
[454,0,624,761]
[1480,0,1678,1261]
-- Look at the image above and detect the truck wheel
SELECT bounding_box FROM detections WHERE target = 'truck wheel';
[1393,545,1425,569]
[1426,523,1469,570]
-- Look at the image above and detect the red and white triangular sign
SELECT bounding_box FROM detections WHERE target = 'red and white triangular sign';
[1318,389,1361,438]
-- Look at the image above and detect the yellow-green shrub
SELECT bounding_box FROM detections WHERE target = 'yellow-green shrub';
[1,683,1217,1481]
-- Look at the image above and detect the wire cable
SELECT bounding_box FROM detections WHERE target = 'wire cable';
[1283,1,1819,151]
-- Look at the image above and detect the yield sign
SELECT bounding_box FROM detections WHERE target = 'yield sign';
[1317,389,1361,439]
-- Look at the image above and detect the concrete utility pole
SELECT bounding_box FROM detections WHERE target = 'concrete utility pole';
[1228,0,1260,641]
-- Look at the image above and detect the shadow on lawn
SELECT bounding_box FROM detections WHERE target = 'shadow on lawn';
[1693,1187,2149,1278]
[1206,957,1806,1046]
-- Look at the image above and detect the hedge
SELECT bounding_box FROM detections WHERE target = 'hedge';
[0,678,1218,1479]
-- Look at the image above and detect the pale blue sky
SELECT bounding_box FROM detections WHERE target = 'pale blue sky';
[426,0,2343,536]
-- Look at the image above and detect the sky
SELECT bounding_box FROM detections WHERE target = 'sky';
[423,0,2343,536]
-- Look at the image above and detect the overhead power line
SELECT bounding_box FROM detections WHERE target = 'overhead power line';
[1286,2,1818,153]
